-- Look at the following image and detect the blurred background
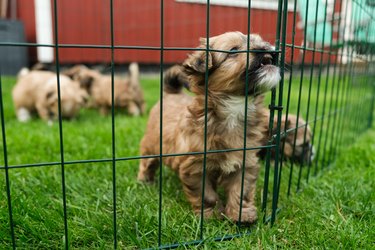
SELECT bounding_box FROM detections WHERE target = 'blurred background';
[0,0,374,74]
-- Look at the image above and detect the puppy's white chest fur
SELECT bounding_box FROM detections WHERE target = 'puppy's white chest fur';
[216,159,241,174]
[220,96,256,130]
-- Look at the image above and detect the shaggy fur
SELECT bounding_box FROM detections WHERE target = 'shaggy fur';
[259,112,315,164]
[138,32,280,223]
[12,68,88,123]
[63,63,145,116]
[163,65,315,164]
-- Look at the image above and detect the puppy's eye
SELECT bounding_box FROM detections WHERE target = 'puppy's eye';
[228,46,239,57]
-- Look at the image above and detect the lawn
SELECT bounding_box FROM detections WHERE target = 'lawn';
[0,69,373,249]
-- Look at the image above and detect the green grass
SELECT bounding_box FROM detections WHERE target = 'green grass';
[200,128,375,249]
[0,71,374,249]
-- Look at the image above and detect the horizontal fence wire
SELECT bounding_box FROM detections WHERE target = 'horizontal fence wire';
[0,0,374,249]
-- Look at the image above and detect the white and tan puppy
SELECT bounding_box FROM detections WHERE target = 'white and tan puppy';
[12,68,87,123]
[138,32,280,223]
[63,63,145,116]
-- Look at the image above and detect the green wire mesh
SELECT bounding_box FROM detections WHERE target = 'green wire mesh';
[0,0,374,249]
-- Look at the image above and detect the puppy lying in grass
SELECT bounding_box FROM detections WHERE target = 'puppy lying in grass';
[12,68,88,124]
[138,32,280,223]
[63,63,145,116]
[259,112,315,164]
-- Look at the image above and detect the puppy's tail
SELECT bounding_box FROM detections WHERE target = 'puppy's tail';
[129,62,140,86]
[17,67,30,79]
[163,65,189,94]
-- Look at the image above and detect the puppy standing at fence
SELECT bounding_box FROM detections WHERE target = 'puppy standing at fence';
[165,66,315,165]
[138,32,280,223]
[12,68,88,124]
[63,63,145,116]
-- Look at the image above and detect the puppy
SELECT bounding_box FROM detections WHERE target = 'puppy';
[138,32,280,223]
[166,65,315,166]
[259,112,315,164]
[63,63,145,116]
[12,68,87,123]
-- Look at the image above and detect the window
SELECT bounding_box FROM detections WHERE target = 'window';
[176,0,295,11]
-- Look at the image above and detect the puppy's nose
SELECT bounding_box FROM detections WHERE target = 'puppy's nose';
[261,54,273,66]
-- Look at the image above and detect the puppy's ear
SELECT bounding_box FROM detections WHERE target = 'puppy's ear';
[183,46,212,74]
[46,91,54,100]
[45,91,57,105]
[63,65,87,78]
[285,117,292,129]
[78,74,94,90]
[78,89,89,105]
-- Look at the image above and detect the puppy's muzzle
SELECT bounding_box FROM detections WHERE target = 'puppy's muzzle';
[294,142,315,165]
[260,54,273,67]
[251,53,280,94]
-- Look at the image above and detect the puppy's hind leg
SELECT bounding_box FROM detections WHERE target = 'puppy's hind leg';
[16,107,31,122]
[138,157,159,183]
[179,164,222,219]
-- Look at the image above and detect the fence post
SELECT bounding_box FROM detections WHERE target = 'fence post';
[368,53,375,129]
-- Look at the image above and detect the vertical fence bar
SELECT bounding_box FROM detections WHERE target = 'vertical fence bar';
[238,0,252,225]
[331,0,350,162]
[52,1,69,248]
[353,1,365,142]
[199,0,210,240]
[343,0,360,145]
[368,10,375,129]
[158,0,164,247]
[293,0,309,192]
[262,0,283,221]
[271,0,287,225]
[285,0,299,196]
[329,3,342,162]
[0,74,16,249]
[315,0,338,171]
[310,0,330,177]
[336,0,357,157]
[352,6,369,136]
[109,0,117,248]
[303,0,322,183]
[356,5,369,135]
[262,0,284,221]
[368,56,375,130]
[322,0,340,167]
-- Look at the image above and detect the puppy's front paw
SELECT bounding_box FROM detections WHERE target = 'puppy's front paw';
[17,108,31,122]
[225,205,257,224]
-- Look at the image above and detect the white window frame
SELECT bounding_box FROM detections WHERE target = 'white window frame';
[176,0,295,11]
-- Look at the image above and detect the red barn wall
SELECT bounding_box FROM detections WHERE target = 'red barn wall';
[17,0,328,65]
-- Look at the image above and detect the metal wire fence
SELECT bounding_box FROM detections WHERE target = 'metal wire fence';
[0,0,374,249]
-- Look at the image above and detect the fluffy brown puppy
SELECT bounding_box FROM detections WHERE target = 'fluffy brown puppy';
[63,63,145,116]
[259,113,315,164]
[12,68,87,123]
[138,32,280,223]
[160,65,315,165]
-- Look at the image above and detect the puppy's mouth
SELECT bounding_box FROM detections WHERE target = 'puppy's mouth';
[242,53,280,95]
